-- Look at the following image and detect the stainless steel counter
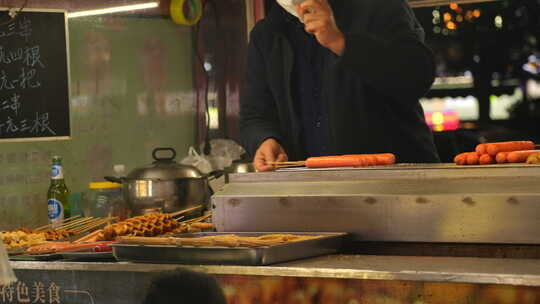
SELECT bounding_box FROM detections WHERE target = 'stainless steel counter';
[10,254,540,287]
[231,163,540,183]
[213,165,540,244]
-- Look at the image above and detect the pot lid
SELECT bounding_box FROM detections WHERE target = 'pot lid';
[127,148,203,180]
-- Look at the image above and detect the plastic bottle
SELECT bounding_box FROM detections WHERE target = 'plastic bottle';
[86,182,128,220]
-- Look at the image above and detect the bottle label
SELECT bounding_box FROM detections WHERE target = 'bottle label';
[48,199,64,227]
[51,164,64,179]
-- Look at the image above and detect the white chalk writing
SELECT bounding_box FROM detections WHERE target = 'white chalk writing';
[31,282,46,304]
[0,68,41,90]
[0,17,32,42]
[0,112,56,136]
[30,112,55,135]
[47,283,60,304]
[23,46,44,68]
[0,22,16,38]
[1,93,21,116]
[17,17,32,42]
[0,46,45,68]
[0,281,61,304]
[4,117,18,133]
[0,284,14,303]
[18,68,41,89]
[16,282,30,304]
[0,70,16,90]
[0,47,23,64]
[0,26,44,93]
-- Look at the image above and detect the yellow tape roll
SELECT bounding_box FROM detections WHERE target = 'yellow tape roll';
[170,0,203,26]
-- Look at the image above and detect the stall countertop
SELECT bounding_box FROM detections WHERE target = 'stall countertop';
[10,254,540,287]
[229,163,540,183]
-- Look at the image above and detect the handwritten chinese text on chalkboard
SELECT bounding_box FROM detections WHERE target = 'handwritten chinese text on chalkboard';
[0,10,71,141]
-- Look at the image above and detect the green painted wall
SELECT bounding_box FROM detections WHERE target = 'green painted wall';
[0,15,196,230]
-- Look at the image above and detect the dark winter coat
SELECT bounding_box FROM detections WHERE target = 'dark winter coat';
[240,0,440,163]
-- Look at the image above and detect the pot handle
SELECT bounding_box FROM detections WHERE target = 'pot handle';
[207,170,224,181]
[104,176,124,184]
[153,148,177,162]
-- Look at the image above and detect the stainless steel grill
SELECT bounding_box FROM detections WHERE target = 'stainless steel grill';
[212,164,540,244]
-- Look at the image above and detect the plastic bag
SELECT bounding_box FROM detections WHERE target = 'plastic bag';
[180,147,213,174]
[182,140,247,173]
[206,139,245,160]
[200,139,246,171]
[0,242,16,286]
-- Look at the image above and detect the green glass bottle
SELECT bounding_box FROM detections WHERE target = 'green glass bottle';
[47,156,70,228]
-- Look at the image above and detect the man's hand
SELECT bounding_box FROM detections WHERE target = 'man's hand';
[254,138,288,172]
[296,0,345,56]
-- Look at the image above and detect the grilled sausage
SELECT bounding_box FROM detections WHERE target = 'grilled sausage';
[342,153,396,166]
[495,152,508,164]
[479,154,495,165]
[466,152,480,165]
[507,150,540,163]
[454,152,479,165]
[485,141,535,156]
[305,156,361,168]
[475,144,487,155]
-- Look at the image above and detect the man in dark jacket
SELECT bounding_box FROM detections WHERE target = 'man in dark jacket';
[240,0,440,171]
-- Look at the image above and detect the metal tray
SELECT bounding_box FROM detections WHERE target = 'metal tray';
[60,251,114,261]
[9,253,63,261]
[7,248,27,256]
[112,232,346,266]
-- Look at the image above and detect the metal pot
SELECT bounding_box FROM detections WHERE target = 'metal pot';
[105,148,221,216]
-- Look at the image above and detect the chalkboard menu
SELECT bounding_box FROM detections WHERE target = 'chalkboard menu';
[0,9,70,141]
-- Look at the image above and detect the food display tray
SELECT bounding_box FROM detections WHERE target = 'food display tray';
[9,253,63,261]
[7,248,27,256]
[112,232,346,266]
[60,251,115,261]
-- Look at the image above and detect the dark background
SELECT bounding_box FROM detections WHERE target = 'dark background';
[415,0,540,160]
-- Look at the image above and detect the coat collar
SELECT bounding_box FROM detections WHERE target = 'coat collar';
[266,4,296,34]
